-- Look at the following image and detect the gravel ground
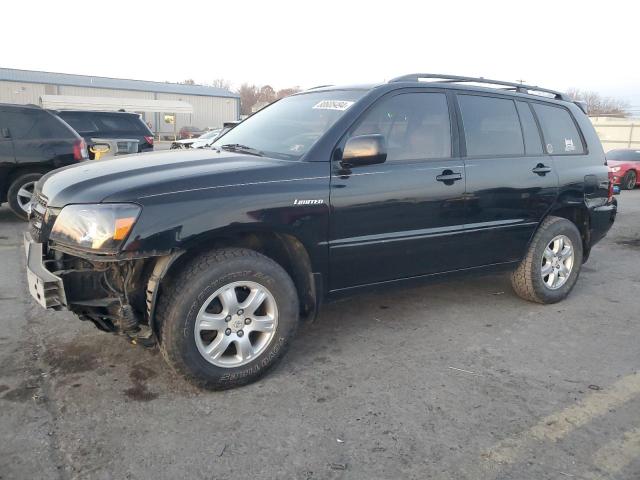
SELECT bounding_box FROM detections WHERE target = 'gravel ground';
[0,191,639,480]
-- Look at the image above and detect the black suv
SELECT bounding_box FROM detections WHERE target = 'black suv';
[54,110,154,158]
[23,74,617,389]
[0,104,88,219]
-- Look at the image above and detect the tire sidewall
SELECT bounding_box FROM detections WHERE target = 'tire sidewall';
[7,173,42,220]
[530,220,583,303]
[163,254,298,389]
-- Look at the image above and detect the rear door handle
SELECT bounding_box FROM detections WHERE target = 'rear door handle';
[532,163,552,175]
[436,170,462,184]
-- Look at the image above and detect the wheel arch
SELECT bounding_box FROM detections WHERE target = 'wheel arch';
[543,201,591,262]
[148,229,320,336]
[1,167,50,199]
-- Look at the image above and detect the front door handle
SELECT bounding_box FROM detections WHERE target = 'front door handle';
[436,170,462,184]
[532,163,552,175]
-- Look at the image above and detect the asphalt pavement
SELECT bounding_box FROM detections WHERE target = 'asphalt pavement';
[1,192,639,480]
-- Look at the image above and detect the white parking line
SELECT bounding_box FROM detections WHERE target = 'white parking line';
[485,373,640,465]
[592,426,640,475]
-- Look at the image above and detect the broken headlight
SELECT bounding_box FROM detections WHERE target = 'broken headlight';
[50,203,141,253]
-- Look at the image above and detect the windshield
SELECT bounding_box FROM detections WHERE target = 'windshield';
[212,90,366,159]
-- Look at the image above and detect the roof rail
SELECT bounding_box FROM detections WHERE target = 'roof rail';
[388,73,570,101]
[307,84,334,90]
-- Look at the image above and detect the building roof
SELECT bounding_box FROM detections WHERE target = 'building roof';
[0,67,239,99]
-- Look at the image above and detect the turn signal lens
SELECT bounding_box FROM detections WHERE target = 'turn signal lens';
[114,217,137,240]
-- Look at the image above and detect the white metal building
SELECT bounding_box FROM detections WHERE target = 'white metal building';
[0,68,240,138]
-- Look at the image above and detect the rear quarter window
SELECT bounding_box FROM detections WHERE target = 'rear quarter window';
[532,103,585,155]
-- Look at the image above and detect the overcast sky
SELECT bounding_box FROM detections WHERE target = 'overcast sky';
[3,0,639,110]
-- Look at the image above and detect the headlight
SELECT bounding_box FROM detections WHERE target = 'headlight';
[610,166,621,172]
[50,203,141,253]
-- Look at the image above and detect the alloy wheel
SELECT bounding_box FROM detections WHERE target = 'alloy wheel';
[541,234,574,290]
[194,281,278,367]
[16,181,36,213]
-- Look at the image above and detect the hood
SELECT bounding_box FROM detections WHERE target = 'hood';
[39,149,298,207]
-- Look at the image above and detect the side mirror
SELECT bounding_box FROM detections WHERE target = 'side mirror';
[341,134,387,167]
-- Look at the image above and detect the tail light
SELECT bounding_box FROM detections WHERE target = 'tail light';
[73,139,88,161]
[144,135,154,146]
[607,169,615,202]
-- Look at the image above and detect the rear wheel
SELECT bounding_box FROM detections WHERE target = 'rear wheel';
[511,216,583,304]
[157,248,299,389]
[622,170,636,190]
[7,173,42,220]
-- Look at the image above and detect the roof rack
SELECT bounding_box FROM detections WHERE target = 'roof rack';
[307,84,334,90]
[388,73,570,101]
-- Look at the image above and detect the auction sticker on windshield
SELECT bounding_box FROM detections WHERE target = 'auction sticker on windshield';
[313,100,355,111]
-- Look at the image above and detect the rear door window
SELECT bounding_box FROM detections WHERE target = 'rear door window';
[531,103,585,155]
[458,95,524,157]
[351,92,452,161]
[516,101,543,155]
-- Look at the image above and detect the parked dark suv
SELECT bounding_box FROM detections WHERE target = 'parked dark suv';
[0,104,87,219]
[23,74,616,389]
[54,110,154,158]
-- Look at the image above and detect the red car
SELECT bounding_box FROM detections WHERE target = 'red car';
[178,126,205,139]
[607,149,640,190]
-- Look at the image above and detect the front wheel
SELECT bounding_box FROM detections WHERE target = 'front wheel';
[157,248,299,389]
[7,173,42,220]
[511,216,583,304]
[622,170,636,190]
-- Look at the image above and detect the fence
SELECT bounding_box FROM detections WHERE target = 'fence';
[590,117,640,152]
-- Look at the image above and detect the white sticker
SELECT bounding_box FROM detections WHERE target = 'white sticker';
[564,138,576,152]
[547,144,554,154]
[312,100,354,111]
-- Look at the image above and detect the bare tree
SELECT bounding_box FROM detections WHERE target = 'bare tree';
[258,85,276,104]
[210,78,232,91]
[237,84,304,115]
[566,88,629,117]
[276,87,302,99]
[238,83,260,116]
[180,79,196,85]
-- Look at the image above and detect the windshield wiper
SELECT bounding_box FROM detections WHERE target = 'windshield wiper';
[219,144,265,157]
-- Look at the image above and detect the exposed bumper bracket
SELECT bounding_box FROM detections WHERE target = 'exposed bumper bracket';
[24,232,68,310]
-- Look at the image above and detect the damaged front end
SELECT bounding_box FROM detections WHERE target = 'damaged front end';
[25,192,180,344]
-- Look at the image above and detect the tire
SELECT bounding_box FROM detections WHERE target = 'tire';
[157,248,299,389]
[7,173,42,221]
[511,216,583,304]
[622,170,636,190]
